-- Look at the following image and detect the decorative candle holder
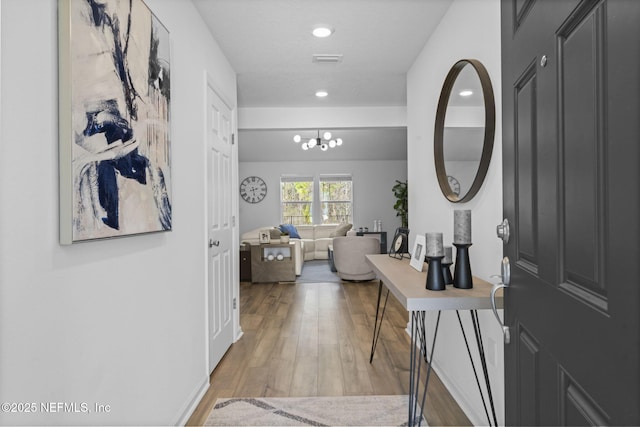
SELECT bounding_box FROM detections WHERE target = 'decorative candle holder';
[453,243,473,289]
[442,262,454,285]
[425,232,444,257]
[442,246,453,285]
[453,210,472,245]
[426,256,446,291]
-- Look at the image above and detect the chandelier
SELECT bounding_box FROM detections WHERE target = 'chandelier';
[293,130,343,151]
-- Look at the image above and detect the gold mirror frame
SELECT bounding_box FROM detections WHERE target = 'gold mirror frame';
[434,59,495,203]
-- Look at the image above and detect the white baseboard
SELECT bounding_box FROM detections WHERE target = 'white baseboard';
[430,358,487,426]
[174,377,210,426]
[178,325,241,425]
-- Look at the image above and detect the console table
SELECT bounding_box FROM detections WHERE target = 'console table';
[250,243,296,283]
[365,254,502,427]
[356,230,387,253]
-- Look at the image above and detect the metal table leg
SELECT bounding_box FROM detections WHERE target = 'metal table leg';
[408,310,441,427]
[455,310,498,427]
[370,280,390,363]
[409,310,498,427]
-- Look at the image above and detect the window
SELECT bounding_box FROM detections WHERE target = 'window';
[280,176,313,225]
[319,174,352,224]
[280,174,353,225]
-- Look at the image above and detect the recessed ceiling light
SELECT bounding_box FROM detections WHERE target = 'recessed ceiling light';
[459,90,473,97]
[312,26,333,38]
[315,90,328,98]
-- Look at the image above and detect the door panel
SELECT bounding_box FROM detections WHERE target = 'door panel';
[514,63,538,272]
[514,0,535,29]
[557,2,608,310]
[502,0,640,424]
[207,83,234,373]
[559,368,608,426]
[516,328,540,426]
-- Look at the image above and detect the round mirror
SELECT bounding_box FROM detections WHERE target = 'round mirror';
[434,59,495,203]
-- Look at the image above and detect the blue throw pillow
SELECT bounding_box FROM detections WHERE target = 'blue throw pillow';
[279,224,301,239]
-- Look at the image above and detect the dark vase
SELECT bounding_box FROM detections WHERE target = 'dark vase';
[426,256,446,291]
[453,243,473,289]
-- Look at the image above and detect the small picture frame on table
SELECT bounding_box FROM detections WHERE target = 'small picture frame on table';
[259,229,271,244]
[409,234,426,272]
[389,232,408,260]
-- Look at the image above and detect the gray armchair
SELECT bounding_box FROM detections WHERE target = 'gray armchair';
[332,236,380,281]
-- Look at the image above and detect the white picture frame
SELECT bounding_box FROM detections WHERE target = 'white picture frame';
[259,229,271,244]
[410,234,426,272]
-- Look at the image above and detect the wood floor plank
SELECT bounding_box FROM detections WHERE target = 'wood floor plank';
[338,334,375,395]
[187,278,472,426]
[234,366,270,397]
[318,343,344,396]
[264,355,294,397]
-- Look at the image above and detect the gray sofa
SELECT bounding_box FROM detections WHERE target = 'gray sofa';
[240,223,352,275]
[295,224,341,260]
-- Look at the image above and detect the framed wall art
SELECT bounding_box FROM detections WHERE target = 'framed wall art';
[59,0,172,244]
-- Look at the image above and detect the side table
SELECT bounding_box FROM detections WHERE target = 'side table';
[356,230,387,253]
[239,245,252,282]
[250,243,296,283]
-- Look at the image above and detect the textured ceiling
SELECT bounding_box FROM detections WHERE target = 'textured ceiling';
[192,0,454,161]
[193,0,453,108]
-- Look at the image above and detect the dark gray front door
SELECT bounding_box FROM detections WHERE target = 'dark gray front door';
[501,0,639,424]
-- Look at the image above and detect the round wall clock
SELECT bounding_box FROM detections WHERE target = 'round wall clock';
[240,176,267,203]
[447,175,461,196]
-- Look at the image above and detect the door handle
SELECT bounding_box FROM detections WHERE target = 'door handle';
[209,239,220,248]
[490,257,510,344]
[496,218,510,244]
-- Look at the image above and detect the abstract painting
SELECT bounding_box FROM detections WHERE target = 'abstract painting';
[59,0,171,244]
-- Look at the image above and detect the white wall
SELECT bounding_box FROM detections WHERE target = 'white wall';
[239,160,407,247]
[407,0,504,425]
[238,105,408,245]
[238,106,407,129]
[0,0,236,425]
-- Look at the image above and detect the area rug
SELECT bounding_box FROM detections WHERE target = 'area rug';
[296,260,341,283]
[204,395,425,426]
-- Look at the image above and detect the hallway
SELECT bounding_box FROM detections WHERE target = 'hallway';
[188,280,471,425]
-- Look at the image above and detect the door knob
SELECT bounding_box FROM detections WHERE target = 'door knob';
[490,257,510,344]
[209,239,220,248]
[496,218,510,244]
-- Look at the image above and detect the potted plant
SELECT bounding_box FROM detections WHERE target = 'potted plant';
[280,231,290,243]
[392,180,408,228]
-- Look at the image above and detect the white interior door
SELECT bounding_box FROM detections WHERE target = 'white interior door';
[206,83,234,373]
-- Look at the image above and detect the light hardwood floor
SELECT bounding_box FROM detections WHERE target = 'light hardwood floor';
[187,279,471,426]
